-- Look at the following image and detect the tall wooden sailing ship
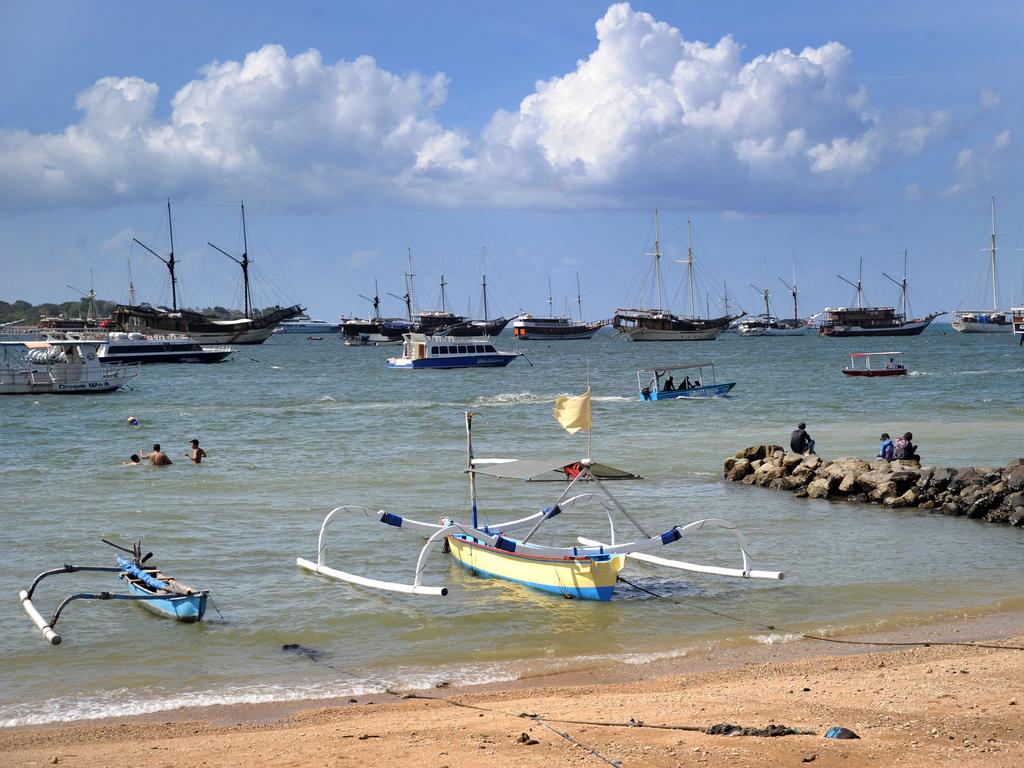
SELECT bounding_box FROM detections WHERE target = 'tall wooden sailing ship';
[113,201,303,345]
[613,211,743,341]
[819,255,943,337]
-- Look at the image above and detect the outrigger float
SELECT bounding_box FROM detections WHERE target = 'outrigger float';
[20,540,209,645]
[298,403,781,601]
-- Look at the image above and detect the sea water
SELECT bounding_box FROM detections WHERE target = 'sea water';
[1,328,1022,726]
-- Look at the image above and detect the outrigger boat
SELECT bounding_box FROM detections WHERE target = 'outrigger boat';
[20,540,209,645]
[637,361,735,400]
[842,351,908,377]
[297,404,781,600]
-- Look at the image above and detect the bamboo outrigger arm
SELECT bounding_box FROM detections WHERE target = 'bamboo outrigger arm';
[296,506,450,596]
[579,517,784,581]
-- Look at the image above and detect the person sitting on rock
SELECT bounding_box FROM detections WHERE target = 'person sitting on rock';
[892,432,919,462]
[878,433,894,462]
[790,422,815,455]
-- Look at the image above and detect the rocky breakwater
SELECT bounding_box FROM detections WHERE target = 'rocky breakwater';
[723,445,1024,526]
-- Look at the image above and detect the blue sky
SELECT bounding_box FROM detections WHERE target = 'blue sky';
[1,1,1022,321]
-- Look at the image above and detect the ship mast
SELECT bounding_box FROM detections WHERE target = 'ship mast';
[547,277,554,317]
[686,218,696,318]
[480,247,489,323]
[648,209,664,314]
[778,255,800,324]
[576,273,584,321]
[207,201,253,319]
[133,198,179,310]
[359,279,382,319]
[439,272,448,313]
[837,258,864,309]
[989,195,999,311]
[882,251,910,319]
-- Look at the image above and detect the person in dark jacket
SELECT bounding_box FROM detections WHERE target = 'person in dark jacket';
[789,422,815,455]
[878,433,894,461]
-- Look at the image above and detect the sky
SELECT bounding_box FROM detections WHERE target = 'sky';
[1,1,1023,321]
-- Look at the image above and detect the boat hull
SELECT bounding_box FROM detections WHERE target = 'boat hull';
[125,580,208,622]
[388,353,517,369]
[842,369,908,377]
[619,326,721,341]
[641,382,736,400]
[447,535,622,600]
[951,312,1011,333]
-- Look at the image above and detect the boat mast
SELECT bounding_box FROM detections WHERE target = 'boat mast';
[576,273,584,321]
[466,411,478,528]
[127,258,136,306]
[989,195,999,310]
[547,277,554,317]
[481,247,489,323]
[837,258,864,309]
[359,279,382,319]
[439,272,448,313]
[687,218,696,318]
[882,251,910,319]
[207,201,253,319]
[778,255,799,323]
[132,198,179,310]
[649,209,664,313]
[721,280,732,316]
[406,248,416,316]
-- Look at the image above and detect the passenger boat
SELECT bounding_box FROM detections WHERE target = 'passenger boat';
[387,333,521,369]
[1013,307,1024,341]
[842,351,908,377]
[513,276,606,339]
[95,333,233,364]
[0,340,137,394]
[613,212,743,341]
[19,540,209,645]
[819,256,943,337]
[297,407,781,600]
[636,361,735,400]
[117,200,304,344]
[952,197,1013,333]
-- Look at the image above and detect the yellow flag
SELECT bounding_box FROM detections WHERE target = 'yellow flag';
[553,389,591,434]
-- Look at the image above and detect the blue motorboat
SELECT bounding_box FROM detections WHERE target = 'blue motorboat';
[19,540,209,645]
[388,333,521,369]
[637,361,736,400]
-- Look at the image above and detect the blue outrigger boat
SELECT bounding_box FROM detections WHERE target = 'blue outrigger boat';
[637,361,736,400]
[19,540,208,645]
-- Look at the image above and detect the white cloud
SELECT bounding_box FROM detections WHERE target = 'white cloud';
[0,3,951,214]
[944,130,1011,197]
[979,88,1001,110]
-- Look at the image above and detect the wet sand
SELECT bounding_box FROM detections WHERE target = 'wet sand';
[3,611,1022,767]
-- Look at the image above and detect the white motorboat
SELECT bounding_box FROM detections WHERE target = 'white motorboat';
[272,315,342,334]
[0,340,137,394]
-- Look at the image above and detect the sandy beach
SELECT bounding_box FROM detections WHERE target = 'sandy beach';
[4,613,1021,768]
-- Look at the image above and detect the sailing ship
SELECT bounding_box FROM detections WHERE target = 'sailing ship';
[819,255,943,337]
[513,275,606,339]
[738,259,813,336]
[113,201,304,344]
[952,197,1013,333]
[613,212,743,341]
[339,279,414,345]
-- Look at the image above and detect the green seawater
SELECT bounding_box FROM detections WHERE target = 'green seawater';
[1,328,1022,725]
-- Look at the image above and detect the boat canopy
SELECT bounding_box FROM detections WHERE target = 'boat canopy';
[848,352,902,358]
[470,458,640,481]
[636,361,714,373]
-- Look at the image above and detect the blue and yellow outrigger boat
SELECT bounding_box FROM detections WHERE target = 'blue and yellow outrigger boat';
[298,402,781,600]
[20,540,209,645]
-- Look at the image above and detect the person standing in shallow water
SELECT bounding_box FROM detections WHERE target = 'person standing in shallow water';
[140,444,172,466]
[790,422,815,455]
[188,439,207,464]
